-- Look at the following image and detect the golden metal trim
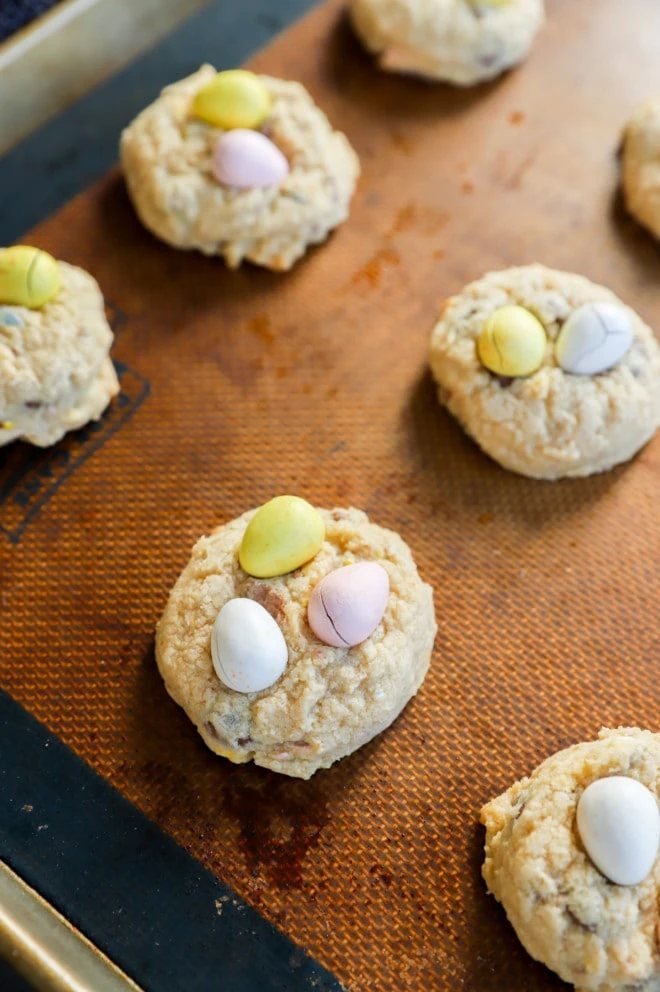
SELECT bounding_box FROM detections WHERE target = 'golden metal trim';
[0,860,143,992]
[0,0,214,155]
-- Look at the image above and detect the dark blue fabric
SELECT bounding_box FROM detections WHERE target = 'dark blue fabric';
[0,691,342,992]
[0,1,62,43]
[0,960,34,992]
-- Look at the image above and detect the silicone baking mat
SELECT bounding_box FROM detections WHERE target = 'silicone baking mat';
[2,1,659,989]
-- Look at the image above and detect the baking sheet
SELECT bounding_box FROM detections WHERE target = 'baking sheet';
[1,1,659,989]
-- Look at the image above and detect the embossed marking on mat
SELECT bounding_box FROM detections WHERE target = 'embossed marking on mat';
[0,360,150,545]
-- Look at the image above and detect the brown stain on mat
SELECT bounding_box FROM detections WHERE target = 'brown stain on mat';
[350,246,400,289]
[3,1,660,991]
[503,149,539,191]
[387,203,450,239]
[391,131,416,156]
[222,774,331,891]
[389,203,418,235]
[247,314,275,344]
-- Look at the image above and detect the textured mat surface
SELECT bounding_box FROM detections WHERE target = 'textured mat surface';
[1,1,660,989]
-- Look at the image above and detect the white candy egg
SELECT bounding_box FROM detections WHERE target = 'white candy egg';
[577,776,660,886]
[556,302,633,376]
[211,598,287,694]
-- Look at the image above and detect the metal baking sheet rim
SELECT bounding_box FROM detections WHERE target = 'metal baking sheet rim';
[0,860,141,992]
[0,0,214,156]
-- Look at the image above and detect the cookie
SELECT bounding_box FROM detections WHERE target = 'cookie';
[349,0,544,86]
[155,505,436,779]
[120,66,360,270]
[481,728,660,992]
[0,257,119,448]
[429,264,660,479]
[622,96,660,241]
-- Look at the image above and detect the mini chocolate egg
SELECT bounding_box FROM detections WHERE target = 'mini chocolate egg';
[239,496,325,578]
[477,305,547,377]
[0,246,60,309]
[556,302,633,375]
[577,776,660,886]
[192,70,271,130]
[308,562,390,648]
[213,130,289,190]
[0,307,24,328]
[211,598,288,693]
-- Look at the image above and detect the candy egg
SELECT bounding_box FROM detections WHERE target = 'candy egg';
[212,130,289,190]
[211,598,288,693]
[192,70,271,130]
[0,307,24,328]
[308,562,390,648]
[556,302,634,376]
[212,745,249,764]
[239,496,325,578]
[0,246,61,309]
[577,776,660,886]
[477,305,547,377]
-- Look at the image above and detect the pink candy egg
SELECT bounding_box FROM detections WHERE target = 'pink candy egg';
[307,562,390,649]
[212,129,289,189]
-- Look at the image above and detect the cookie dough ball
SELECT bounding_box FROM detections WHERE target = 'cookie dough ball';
[481,728,660,992]
[0,259,119,448]
[120,66,360,270]
[349,0,544,86]
[622,96,660,241]
[429,265,660,479]
[156,507,436,779]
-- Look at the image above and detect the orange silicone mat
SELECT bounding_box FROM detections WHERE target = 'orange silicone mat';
[2,2,660,989]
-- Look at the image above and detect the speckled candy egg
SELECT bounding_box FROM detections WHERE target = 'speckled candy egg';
[577,776,660,886]
[308,562,390,648]
[211,598,288,694]
[212,129,289,190]
[556,302,634,376]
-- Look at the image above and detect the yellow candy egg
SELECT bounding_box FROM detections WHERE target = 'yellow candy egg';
[211,744,250,764]
[192,70,271,130]
[239,495,325,578]
[0,246,61,308]
[477,305,547,377]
